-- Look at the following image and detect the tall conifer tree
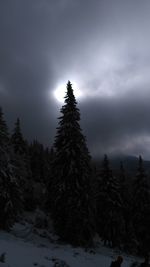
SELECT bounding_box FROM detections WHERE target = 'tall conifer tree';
[0,108,22,229]
[11,118,33,210]
[132,156,150,254]
[119,162,136,252]
[97,155,124,247]
[49,81,95,246]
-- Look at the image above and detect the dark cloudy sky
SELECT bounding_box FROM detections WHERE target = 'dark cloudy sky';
[1,0,150,159]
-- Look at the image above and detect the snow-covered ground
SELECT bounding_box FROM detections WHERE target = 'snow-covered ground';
[0,213,142,267]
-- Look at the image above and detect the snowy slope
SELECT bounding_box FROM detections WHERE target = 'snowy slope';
[0,214,141,267]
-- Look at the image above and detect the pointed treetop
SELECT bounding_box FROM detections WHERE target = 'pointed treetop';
[64,80,77,104]
[15,118,21,130]
[120,161,126,183]
[0,106,9,145]
[11,117,27,155]
[16,117,20,125]
[67,80,71,86]
[138,155,144,172]
[120,161,124,172]
[103,154,109,168]
[139,155,143,164]
[67,80,73,94]
[0,107,7,126]
[13,117,22,136]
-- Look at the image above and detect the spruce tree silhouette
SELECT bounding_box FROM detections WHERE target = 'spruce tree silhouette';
[49,81,95,246]
[0,108,22,229]
[96,155,124,247]
[11,118,33,210]
[132,155,150,254]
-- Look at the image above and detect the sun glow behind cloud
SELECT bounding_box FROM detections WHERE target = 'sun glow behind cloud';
[53,81,83,103]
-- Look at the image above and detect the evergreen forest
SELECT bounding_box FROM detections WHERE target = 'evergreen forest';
[0,81,150,256]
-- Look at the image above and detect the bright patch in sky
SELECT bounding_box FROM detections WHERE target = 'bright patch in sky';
[53,81,83,103]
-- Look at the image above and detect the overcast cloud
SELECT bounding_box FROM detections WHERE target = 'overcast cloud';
[0,0,150,158]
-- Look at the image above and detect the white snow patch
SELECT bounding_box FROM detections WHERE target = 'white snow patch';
[0,214,142,267]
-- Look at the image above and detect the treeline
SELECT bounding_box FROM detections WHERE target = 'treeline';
[95,154,150,255]
[0,81,150,256]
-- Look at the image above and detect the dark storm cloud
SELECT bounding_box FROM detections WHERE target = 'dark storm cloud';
[0,0,150,158]
[80,91,150,158]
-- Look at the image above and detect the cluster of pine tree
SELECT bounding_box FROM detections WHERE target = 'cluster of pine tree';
[0,81,150,256]
[96,154,150,255]
[46,81,150,254]
[0,110,53,227]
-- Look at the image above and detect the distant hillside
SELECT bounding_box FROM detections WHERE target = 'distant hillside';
[92,155,150,176]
